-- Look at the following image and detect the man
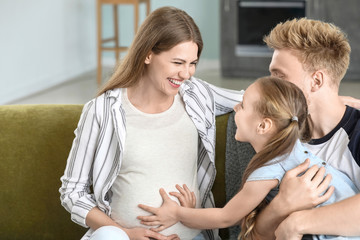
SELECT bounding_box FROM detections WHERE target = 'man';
[253,18,360,239]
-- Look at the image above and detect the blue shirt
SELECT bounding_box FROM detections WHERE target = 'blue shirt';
[248,140,360,240]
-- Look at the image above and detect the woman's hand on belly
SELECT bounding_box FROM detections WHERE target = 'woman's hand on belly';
[124,227,179,240]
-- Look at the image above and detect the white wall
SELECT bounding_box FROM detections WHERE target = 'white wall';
[1,0,96,104]
[101,0,220,67]
[1,0,219,104]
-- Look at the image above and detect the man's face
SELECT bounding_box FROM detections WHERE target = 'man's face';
[269,49,312,97]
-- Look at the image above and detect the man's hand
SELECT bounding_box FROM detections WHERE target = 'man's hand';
[252,159,335,239]
[125,227,179,240]
[276,159,334,214]
[274,211,304,240]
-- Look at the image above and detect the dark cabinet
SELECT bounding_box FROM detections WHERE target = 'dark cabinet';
[221,0,360,81]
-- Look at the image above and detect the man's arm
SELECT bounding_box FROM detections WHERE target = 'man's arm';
[253,159,334,239]
[275,193,360,239]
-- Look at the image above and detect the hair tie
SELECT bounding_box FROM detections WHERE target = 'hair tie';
[291,116,298,122]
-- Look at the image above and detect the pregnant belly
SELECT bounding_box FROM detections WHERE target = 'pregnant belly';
[110,181,201,239]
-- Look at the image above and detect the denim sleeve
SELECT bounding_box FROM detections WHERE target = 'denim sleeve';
[246,162,285,184]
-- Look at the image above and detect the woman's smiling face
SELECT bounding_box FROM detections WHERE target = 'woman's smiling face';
[143,41,199,97]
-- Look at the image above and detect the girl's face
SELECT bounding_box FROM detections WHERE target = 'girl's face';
[234,82,263,144]
[143,41,198,98]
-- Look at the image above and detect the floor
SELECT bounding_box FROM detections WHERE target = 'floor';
[9,67,360,105]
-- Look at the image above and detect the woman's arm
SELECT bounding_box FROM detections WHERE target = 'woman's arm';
[59,101,178,240]
[253,159,334,239]
[192,77,244,115]
[86,207,123,230]
[59,101,100,227]
[339,96,360,109]
[138,180,278,231]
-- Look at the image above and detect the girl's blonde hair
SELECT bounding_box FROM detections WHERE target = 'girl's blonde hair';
[98,6,203,95]
[238,76,312,239]
[264,18,350,88]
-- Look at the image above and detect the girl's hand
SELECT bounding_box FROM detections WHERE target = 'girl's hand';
[169,184,196,208]
[125,227,179,240]
[137,188,180,232]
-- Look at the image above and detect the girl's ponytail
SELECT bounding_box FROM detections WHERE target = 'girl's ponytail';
[238,76,311,239]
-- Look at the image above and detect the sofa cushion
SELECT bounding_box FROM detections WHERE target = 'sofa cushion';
[0,105,235,240]
[0,104,86,239]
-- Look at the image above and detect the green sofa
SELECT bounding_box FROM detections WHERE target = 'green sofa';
[0,104,240,240]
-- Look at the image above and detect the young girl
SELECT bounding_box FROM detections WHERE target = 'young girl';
[137,76,360,240]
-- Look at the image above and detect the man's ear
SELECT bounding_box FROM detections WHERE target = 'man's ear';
[145,52,153,64]
[257,118,273,135]
[311,71,324,92]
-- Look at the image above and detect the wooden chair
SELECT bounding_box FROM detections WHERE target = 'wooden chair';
[96,0,150,86]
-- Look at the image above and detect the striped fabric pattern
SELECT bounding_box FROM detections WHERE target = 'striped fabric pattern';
[59,77,243,240]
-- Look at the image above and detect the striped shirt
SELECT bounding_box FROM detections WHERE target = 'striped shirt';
[59,77,243,240]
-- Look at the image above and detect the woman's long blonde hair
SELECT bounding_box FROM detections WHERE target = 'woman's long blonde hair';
[238,76,312,239]
[97,6,203,96]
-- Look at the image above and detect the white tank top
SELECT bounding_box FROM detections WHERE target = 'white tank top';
[110,89,201,239]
